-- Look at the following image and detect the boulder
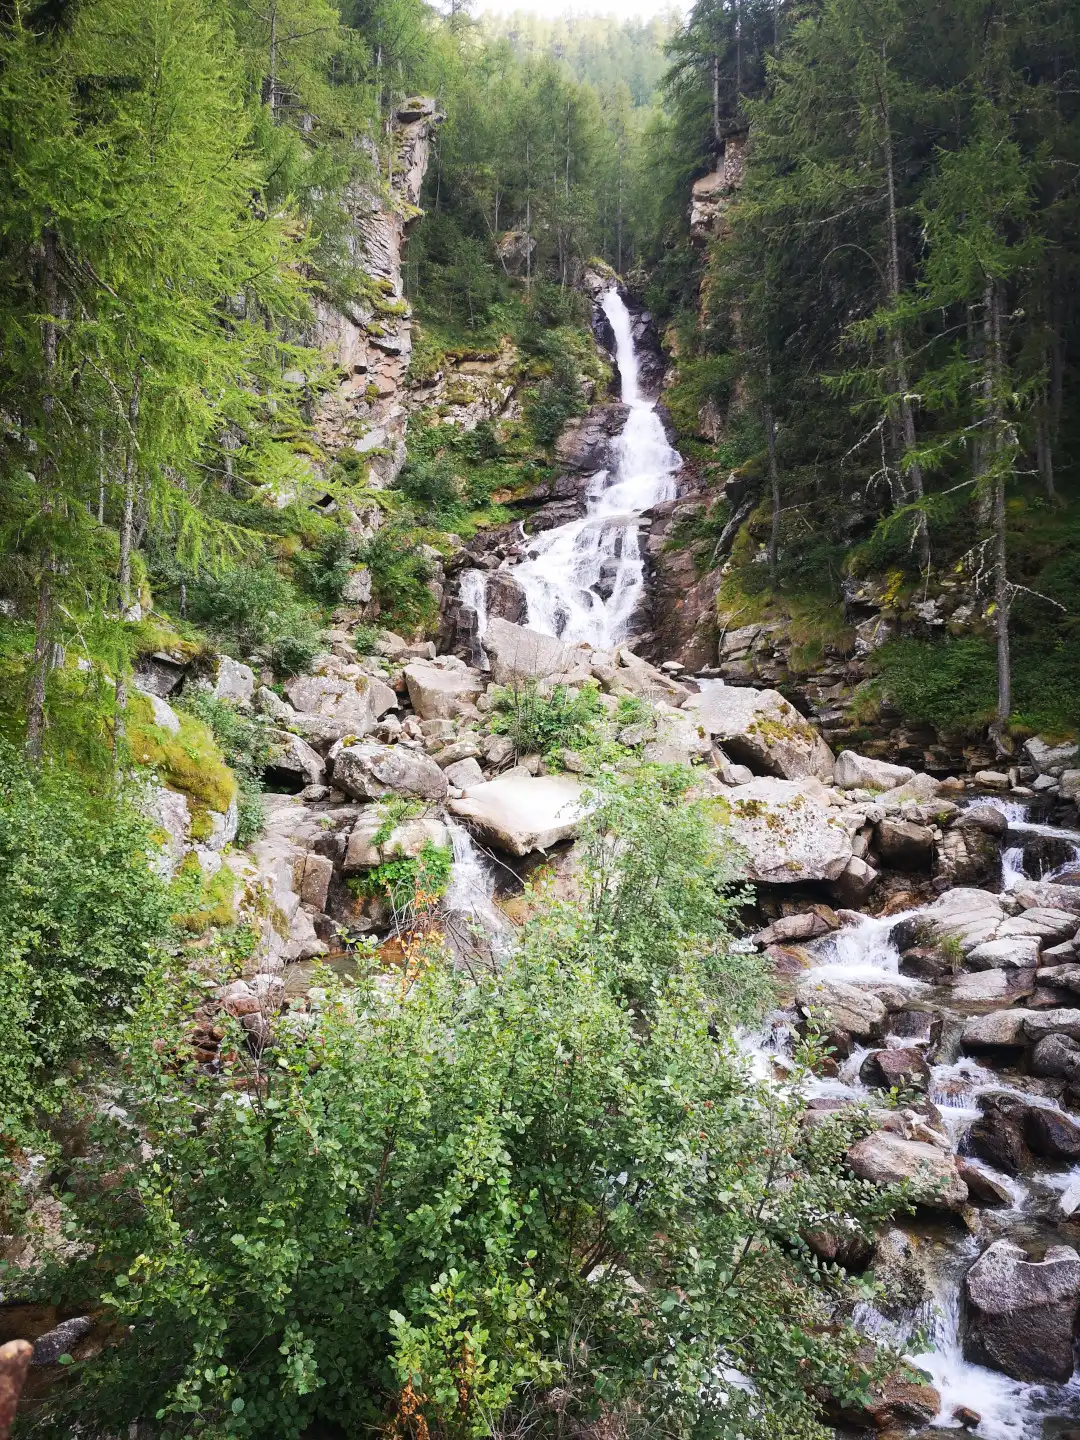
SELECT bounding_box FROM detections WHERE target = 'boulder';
[795,975,886,1040]
[935,825,1002,888]
[265,732,325,788]
[830,854,879,907]
[1022,835,1077,879]
[1022,1008,1080,1043]
[332,741,448,803]
[1024,736,1079,777]
[448,774,588,857]
[964,1240,1080,1382]
[686,683,834,782]
[642,704,711,766]
[917,887,1005,951]
[483,619,575,687]
[722,777,853,885]
[859,1048,932,1092]
[285,673,396,738]
[345,816,449,873]
[444,757,485,789]
[846,1131,968,1211]
[1001,907,1080,946]
[137,689,181,735]
[957,1161,1015,1207]
[958,804,1009,837]
[952,968,1035,1004]
[875,818,934,871]
[965,936,1042,971]
[298,853,334,912]
[752,909,838,947]
[1024,1105,1080,1161]
[834,751,916,791]
[404,663,485,720]
[962,1010,1029,1050]
[1031,1033,1080,1080]
[214,655,255,706]
[604,647,692,705]
[968,1103,1031,1175]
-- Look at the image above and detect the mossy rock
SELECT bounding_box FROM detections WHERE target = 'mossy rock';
[129,693,237,818]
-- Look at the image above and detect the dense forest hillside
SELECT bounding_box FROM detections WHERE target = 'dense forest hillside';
[4,2,1080,1439]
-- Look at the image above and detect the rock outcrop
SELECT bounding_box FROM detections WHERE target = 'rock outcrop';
[964,1240,1080,1382]
[310,100,443,492]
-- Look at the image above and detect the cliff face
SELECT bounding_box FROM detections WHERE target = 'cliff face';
[310,99,443,490]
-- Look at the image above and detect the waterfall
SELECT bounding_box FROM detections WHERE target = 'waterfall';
[459,568,490,667]
[443,819,511,970]
[508,289,681,649]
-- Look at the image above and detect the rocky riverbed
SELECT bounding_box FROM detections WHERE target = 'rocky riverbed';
[131,288,1080,1437]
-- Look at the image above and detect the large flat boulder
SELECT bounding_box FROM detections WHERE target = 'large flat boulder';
[847,1132,968,1211]
[721,777,853,884]
[404,662,484,720]
[965,1240,1080,1382]
[448,775,587,857]
[332,740,448,802]
[483,619,576,687]
[686,683,834,782]
[834,751,916,791]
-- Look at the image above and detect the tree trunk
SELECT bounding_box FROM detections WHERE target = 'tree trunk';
[712,52,721,152]
[879,43,928,571]
[116,372,143,620]
[765,397,780,585]
[984,279,1012,752]
[26,228,60,763]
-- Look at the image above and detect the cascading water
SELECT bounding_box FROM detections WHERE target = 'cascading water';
[964,794,1080,889]
[459,567,491,668]
[508,289,681,648]
[443,819,512,970]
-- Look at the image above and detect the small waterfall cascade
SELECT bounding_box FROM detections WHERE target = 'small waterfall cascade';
[479,289,680,650]
[458,568,491,668]
[442,819,512,970]
[965,795,1080,890]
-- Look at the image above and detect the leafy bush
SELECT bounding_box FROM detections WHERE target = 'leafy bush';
[396,452,462,517]
[525,344,587,447]
[32,770,894,1440]
[357,524,436,635]
[873,637,998,733]
[181,689,275,845]
[290,528,357,606]
[350,839,453,913]
[489,680,605,759]
[186,563,323,677]
[0,743,171,1138]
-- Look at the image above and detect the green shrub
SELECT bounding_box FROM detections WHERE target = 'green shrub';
[0,742,171,1138]
[185,563,323,677]
[181,690,274,845]
[357,524,436,635]
[489,680,605,759]
[874,637,998,733]
[349,839,453,913]
[396,452,462,517]
[291,528,357,607]
[33,768,895,1440]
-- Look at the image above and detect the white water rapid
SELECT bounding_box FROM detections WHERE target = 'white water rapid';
[443,819,512,970]
[509,289,681,648]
